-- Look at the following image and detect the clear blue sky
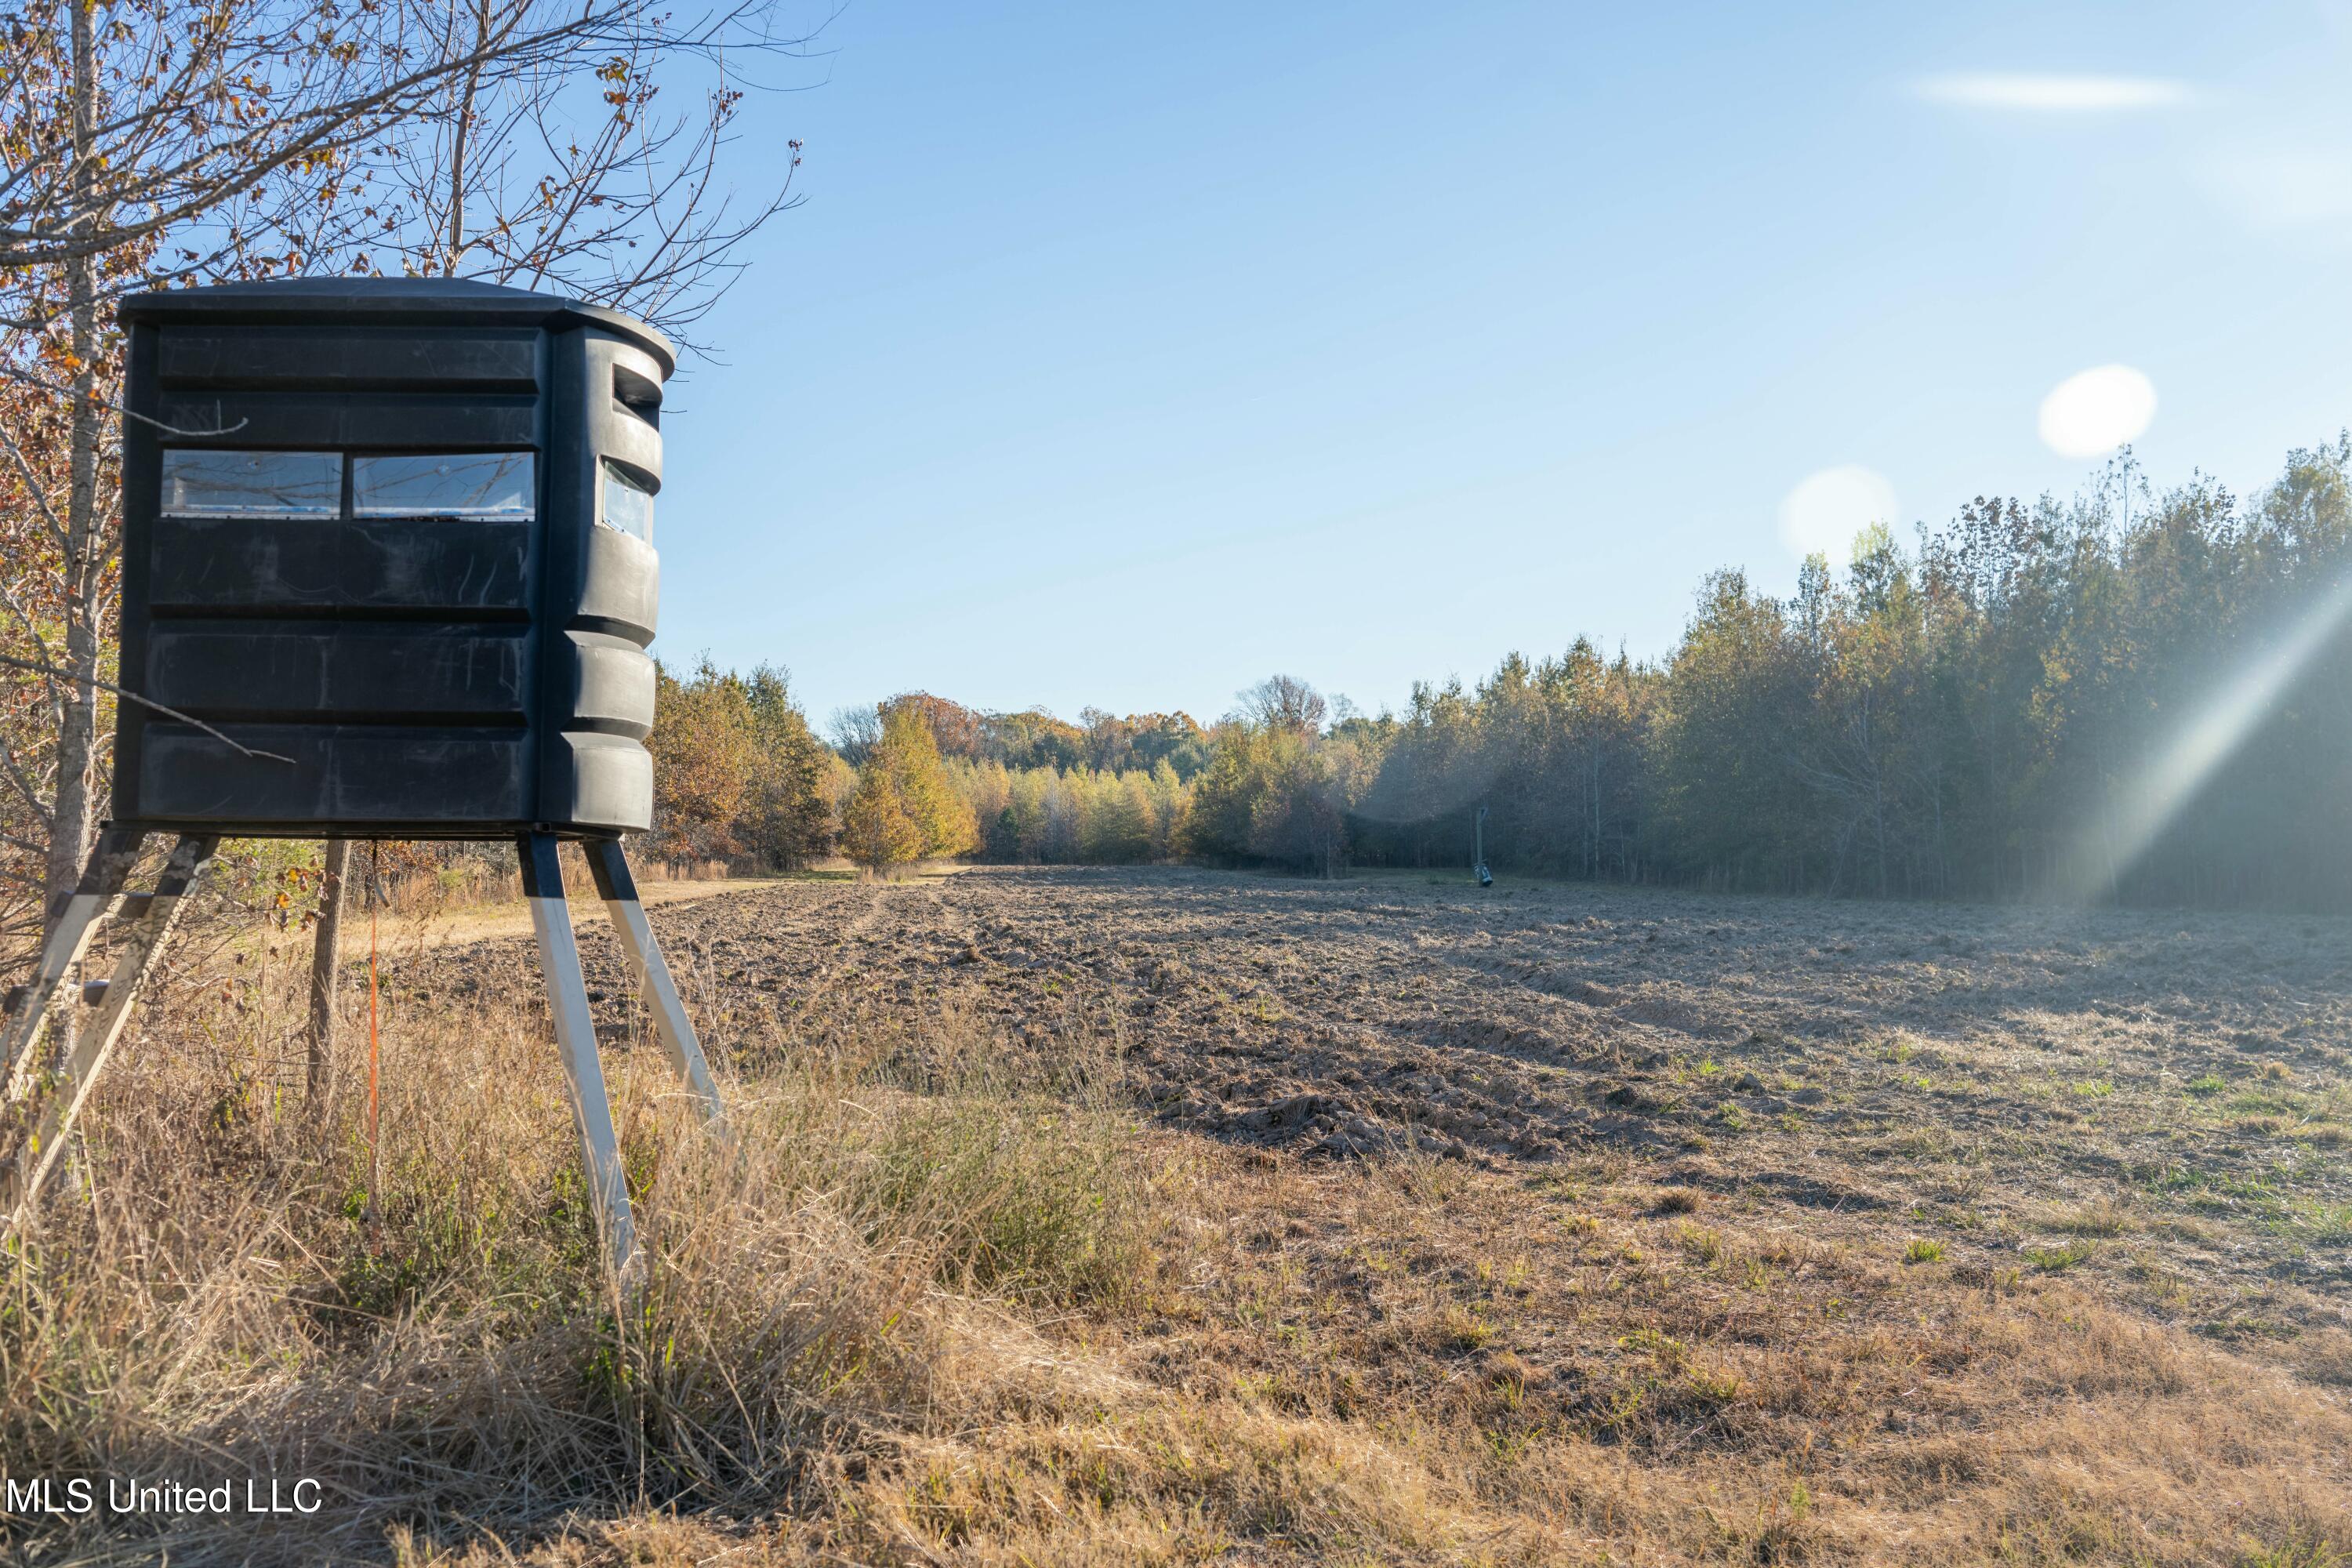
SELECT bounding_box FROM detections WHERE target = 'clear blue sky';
[655,1,2352,730]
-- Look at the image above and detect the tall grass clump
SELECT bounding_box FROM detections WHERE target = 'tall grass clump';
[0,927,1160,1564]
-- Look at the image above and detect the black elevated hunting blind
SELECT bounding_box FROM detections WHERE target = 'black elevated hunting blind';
[0,281,724,1285]
[115,277,672,838]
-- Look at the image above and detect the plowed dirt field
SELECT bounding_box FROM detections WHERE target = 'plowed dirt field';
[401,864,2352,1331]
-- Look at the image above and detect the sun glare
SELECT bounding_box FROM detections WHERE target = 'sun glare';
[2038,365,2157,458]
[1778,466,1896,560]
[2063,573,2352,902]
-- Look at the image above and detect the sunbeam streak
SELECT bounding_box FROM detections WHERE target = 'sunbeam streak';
[2065,572,2352,902]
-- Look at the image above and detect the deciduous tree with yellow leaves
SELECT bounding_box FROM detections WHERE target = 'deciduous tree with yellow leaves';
[841,705,978,875]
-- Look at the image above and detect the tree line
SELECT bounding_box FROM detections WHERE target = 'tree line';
[1189,444,2352,908]
[40,434,2320,908]
[764,441,2352,909]
[650,680,1208,873]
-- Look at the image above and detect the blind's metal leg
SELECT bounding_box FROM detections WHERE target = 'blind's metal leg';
[521,833,640,1292]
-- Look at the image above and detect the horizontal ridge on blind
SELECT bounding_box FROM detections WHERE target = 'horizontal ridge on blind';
[154,390,539,449]
[144,515,534,615]
[156,327,540,392]
[143,623,532,727]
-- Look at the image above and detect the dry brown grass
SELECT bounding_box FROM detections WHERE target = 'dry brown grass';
[0,908,1166,1564]
[0,869,2347,1565]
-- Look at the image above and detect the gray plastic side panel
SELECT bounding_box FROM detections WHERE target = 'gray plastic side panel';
[155,391,537,448]
[114,320,161,818]
[536,328,662,829]
[577,526,659,640]
[567,632,656,737]
[597,343,666,481]
[157,327,538,390]
[545,732,653,833]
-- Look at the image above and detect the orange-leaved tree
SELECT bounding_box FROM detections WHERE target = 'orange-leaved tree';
[647,659,758,863]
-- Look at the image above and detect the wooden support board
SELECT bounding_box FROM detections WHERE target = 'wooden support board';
[0,826,146,1103]
[2,833,217,1225]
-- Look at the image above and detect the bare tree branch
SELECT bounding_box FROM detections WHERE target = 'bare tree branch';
[0,652,293,764]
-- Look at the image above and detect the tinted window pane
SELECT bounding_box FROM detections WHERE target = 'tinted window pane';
[601,460,653,543]
[161,450,342,517]
[353,452,535,519]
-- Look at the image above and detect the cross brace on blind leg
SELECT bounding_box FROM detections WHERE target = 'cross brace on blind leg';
[0,825,146,1103]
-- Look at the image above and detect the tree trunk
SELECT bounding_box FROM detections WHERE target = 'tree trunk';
[44,0,102,939]
[37,0,103,1140]
[307,839,351,1108]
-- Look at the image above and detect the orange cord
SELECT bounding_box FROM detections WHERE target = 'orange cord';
[366,840,381,1232]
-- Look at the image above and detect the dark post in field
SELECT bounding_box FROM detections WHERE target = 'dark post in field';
[307,837,350,1111]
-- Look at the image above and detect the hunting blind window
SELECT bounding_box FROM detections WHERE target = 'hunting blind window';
[612,362,662,427]
[354,453,536,519]
[159,450,538,521]
[601,459,654,543]
[159,450,340,517]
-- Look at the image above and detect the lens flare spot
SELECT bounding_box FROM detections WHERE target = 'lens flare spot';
[1778,466,1896,560]
[2038,365,2157,458]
